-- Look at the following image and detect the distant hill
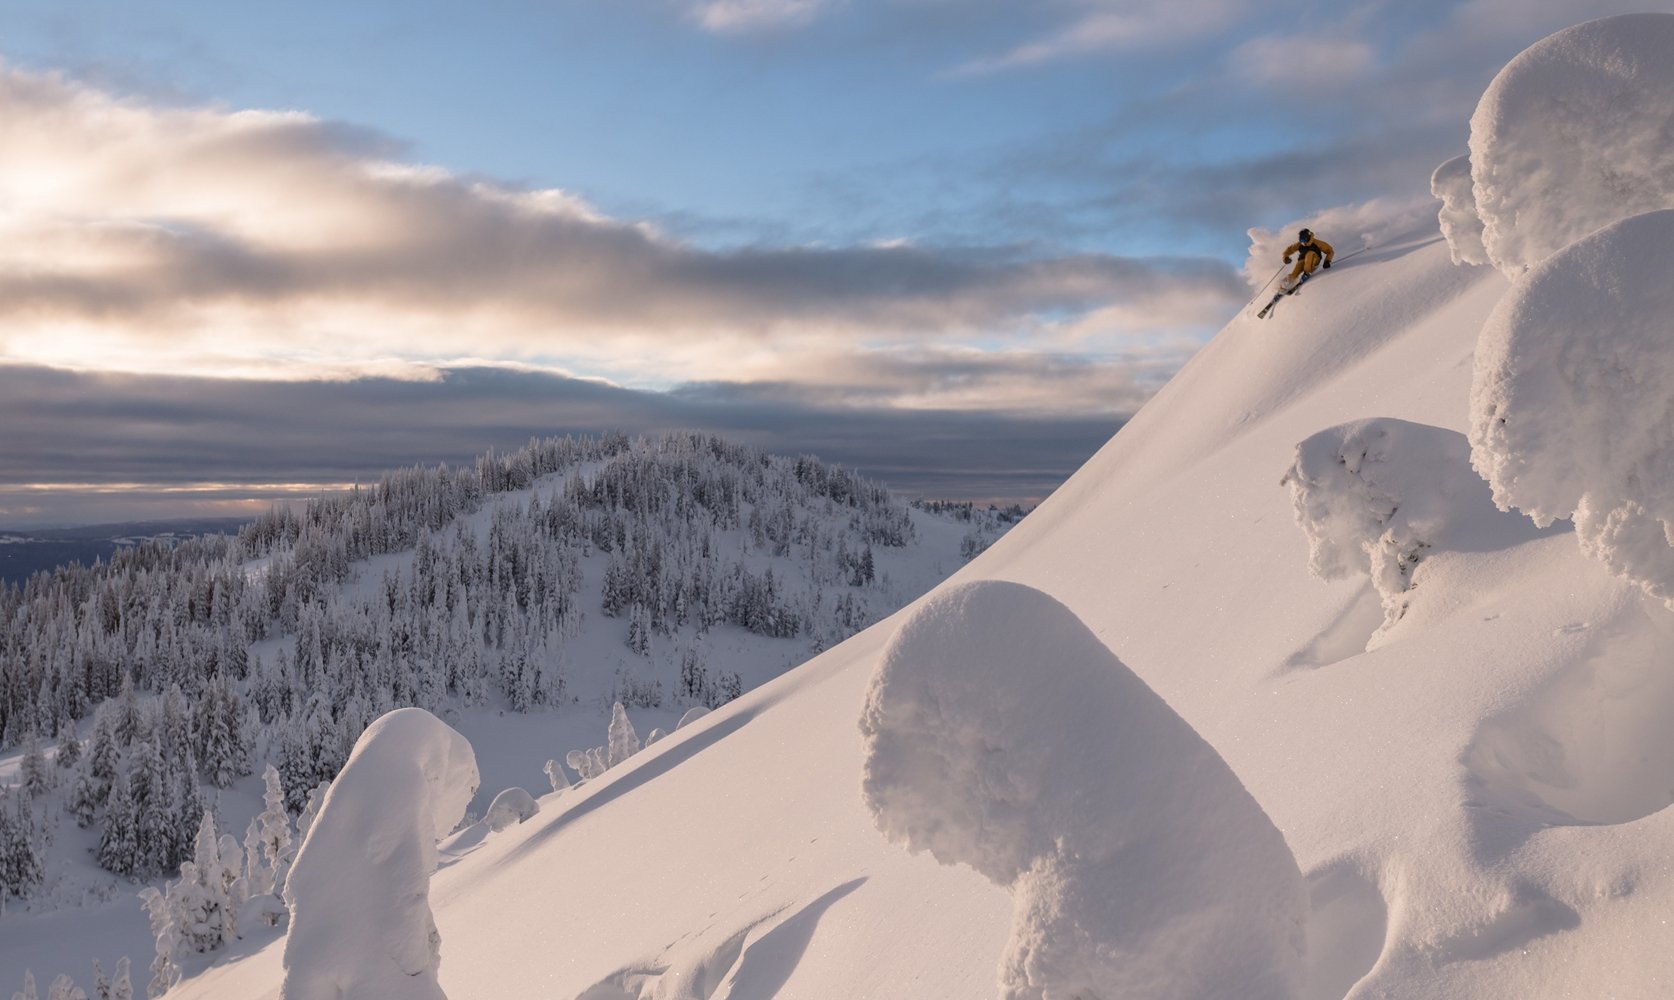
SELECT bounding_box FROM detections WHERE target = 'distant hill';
[0,431,1019,983]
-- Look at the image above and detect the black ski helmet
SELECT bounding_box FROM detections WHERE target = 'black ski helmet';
[1298,228,1313,242]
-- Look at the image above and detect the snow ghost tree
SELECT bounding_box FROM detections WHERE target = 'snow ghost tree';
[1281,418,1536,633]
[483,787,539,832]
[1468,13,1674,275]
[606,702,641,768]
[280,708,479,1000]
[1470,210,1674,607]
[860,581,1306,1000]
[1430,154,1487,266]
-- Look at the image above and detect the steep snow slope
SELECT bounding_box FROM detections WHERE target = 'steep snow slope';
[168,213,1674,999]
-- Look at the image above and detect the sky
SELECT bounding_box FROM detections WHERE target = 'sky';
[0,0,1650,527]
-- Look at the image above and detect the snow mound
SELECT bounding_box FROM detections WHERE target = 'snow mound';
[859,580,1306,1000]
[1469,13,1674,275]
[1470,209,1674,607]
[1431,154,1487,267]
[484,787,539,832]
[1283,418,1532,630]
[281,708,480,1000]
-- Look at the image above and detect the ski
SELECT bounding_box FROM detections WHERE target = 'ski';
[1257,272,1313,319]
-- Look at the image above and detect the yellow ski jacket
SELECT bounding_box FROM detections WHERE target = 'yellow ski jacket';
[1283,237,1335,267]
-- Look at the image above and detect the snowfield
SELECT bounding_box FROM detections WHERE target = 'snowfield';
[25,12,1674,999]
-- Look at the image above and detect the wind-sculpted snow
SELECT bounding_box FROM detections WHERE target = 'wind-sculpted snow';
[1469,13,1674,275]
[1283,419,1539,632]
[1431,154,1487,267]
[1471,210,1674,607]
[859,581,1306,1000]
[281,708,479,1000]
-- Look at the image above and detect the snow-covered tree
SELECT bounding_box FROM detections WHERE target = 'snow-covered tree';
[171,754,208,874]
[137,883,182,999]
[69,764,101,829]
[55,718,81,773]
[606,702,640,768]
[248,764,292,897]
[626,602,652,656]
[20,733,51,797]
[0,793,43,902]
[109,960,132,1000]
[198,673,246,788]
[45,975,85,1000]
[86,715,119,801]
[173,811,239,953]
[291,781,330,863]
[129,739,182,875]
[564,749,594,781]
[97,772,140,877]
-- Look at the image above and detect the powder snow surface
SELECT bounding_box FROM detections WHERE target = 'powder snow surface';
[860,580,1306,1000]
[1471,209,1674,607]
[1469,13,1674,275]
[280,708,479,1000]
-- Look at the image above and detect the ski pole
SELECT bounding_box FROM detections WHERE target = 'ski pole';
[1245,264,1285,314]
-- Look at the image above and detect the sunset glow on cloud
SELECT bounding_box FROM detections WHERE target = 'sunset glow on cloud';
[0,63,1240,417]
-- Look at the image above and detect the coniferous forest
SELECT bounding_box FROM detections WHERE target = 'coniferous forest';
[0,432,1017,897]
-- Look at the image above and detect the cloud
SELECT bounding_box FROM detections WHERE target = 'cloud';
[0,63,1239,409]
[1230,35,1377,88]
[689,0,832,32]
[0,363,1121,526]
[953,0,1257,75]
[931,0,1663,258]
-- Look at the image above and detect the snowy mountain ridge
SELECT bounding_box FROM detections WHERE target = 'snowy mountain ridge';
[0,433,1020,993]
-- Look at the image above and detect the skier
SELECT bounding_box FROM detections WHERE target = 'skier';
[1281,228,1333,291]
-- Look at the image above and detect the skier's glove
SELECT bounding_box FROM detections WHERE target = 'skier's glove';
[1323,260,1331,268]
[1282,257,1292,265]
